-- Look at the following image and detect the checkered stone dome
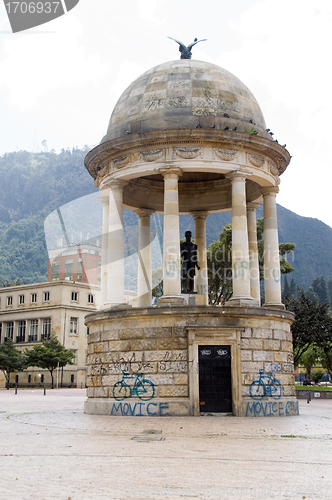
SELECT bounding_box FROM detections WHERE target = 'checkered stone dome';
[101,59,270,144]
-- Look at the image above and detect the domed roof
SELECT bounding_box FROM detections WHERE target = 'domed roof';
[101,59,270,144]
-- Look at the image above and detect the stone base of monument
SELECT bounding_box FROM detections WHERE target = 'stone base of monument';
[84,305,299,417]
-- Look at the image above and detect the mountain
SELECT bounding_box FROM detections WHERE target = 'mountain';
[0,148,331,289]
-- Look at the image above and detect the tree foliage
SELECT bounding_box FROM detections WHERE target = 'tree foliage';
[284,293,332,367]
[24,333,74,388]
[207,220,295,305]
[0,339,26,389]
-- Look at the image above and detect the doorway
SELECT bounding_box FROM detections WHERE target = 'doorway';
[198,345,232,413]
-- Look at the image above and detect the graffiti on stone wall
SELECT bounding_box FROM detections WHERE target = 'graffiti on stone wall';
[246,400,298,417]
[267,362,294,374]
[108,352,155,375]
[233,260,249,279]
[159,350,188,373]
[112,371,155,401]
[111,402,169,416]
[249,369,282,400]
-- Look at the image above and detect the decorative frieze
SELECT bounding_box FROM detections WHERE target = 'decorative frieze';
[112,155,129,169]
[213,148,238,161]
[173,147,202,159]
[140,149,165,162]
[268,161,281,185]
[246,153,265,168]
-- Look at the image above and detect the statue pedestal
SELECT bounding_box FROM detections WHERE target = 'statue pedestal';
[181,293,207,306]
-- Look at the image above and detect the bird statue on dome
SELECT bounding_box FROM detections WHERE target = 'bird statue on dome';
[168,37,207,59]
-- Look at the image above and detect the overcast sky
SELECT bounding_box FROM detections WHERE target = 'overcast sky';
[0,0,332,228]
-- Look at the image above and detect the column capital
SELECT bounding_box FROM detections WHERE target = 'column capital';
[134,208,155,218]
[101,178,127,191]
[260,186,279,196]
[159,167,182,179]
[99,194,109,206]
[246,202,261,211]
[225,170,252,181]
[190,211,209,220]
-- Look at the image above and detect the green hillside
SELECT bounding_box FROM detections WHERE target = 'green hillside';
[0,148,331,289]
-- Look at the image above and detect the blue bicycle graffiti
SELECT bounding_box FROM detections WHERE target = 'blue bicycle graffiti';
[112,370,155,401]
[249,369,282,400]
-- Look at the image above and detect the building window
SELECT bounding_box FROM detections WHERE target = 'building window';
[52,260,60,280]
[71,292,78,302]
[28,374,31,383]
[70,317,78,335]
[29,320,38,342]
[88,294,94,304]
[43,292,50,302]
[16,321,26,343]
[19,295,24,305]
[71,350,77,364]
[65,259,73,280]
[6,296,12,306]
[31,293,37,303]
[0,322,2,343]
[5,322,14,340]
[41,318,51,340]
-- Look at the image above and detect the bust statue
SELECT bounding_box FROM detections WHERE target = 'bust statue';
[180,231,200,293]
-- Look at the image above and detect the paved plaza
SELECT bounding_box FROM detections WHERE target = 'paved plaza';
[0,389,331,500]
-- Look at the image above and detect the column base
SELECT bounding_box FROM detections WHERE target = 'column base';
[225,296,260,307]
[157,295,186,307]
[263,302,285,310]
[181,293,207,306]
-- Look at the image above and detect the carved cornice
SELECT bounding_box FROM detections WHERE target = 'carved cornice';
[85,130,290,180]
[213,148,238,161]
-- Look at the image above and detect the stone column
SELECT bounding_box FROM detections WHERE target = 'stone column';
[134,208,155,308]
[226,171,257,306]
[106,180,126,307]
[261,187,284,308]
[99,191,109,307]
[191,211,209,305]
[247,202,261,305]
[158,168,185,305]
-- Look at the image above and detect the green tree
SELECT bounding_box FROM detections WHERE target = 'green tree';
[207,224,233,305]
[24,333,74,388]
[317,343,332,380]
[207,220,295,305]
[0,339,26,389]
[284,293,332,367]
[152,267,163,299]
[298,346,319,383]
[327,279,332,307]
[311,276,328,304]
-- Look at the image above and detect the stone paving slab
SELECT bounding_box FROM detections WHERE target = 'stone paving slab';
[0,389,331,500]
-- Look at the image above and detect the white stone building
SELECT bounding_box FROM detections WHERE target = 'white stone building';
[0,281,101,388]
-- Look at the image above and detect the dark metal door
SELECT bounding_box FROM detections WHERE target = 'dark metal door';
[198,345,232,413]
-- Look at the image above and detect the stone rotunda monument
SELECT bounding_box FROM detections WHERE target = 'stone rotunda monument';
[84,54,299,417]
